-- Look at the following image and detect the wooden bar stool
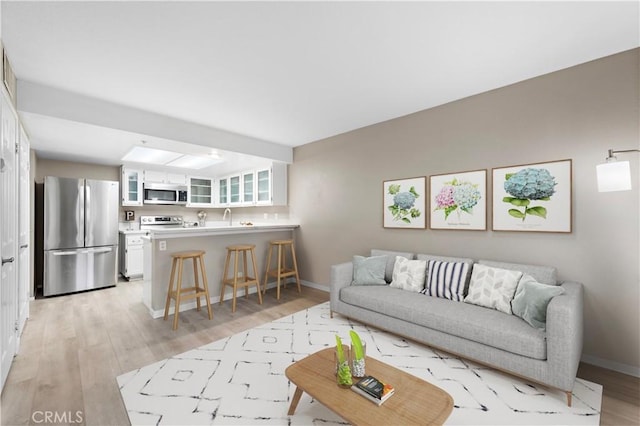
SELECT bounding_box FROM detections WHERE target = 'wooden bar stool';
[163,250,213,330]
[263,239,301,300]
[220,244,263,313]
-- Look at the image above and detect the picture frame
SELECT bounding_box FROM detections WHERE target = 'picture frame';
[429,169,487,230]
[383,176,426,229]
[492,159,572,233]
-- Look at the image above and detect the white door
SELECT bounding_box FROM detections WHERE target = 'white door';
[0,93,18,389]
[17,127,30,339]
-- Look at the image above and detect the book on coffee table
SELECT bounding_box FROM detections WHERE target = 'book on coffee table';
[351,375,395,406]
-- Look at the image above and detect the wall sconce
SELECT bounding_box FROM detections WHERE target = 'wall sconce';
[596,148,639,192]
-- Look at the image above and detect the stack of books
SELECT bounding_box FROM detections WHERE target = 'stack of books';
[351,375,395,406]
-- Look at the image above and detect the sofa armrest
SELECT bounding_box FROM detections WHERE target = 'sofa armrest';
[330,261,353,313]
[546,281,584,390]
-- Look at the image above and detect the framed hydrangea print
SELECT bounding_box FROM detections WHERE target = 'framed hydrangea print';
[492,159,572,233]
[429,169,487,230]
[383,177,426,229]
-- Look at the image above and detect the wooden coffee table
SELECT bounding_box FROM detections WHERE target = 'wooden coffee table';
[285,347,454,425]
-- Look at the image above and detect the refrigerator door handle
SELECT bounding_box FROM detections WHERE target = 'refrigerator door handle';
[87,247,113,254]
[52,250,87,256]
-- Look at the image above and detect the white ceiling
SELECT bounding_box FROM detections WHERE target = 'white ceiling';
[2,1,639,169]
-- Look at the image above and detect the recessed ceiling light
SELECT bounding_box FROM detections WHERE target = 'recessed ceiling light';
[122,146,224,169]
[166,155,224,169]
[122,146,182,164]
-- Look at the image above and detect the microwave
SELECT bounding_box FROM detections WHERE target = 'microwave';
[143,183,188,205]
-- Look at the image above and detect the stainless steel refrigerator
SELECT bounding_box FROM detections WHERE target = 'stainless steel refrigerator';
[43,176,119,296]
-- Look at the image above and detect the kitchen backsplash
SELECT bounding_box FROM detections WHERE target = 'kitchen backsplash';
[119,205,292,231]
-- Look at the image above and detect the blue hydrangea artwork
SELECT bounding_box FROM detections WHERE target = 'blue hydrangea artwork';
[503,168,557,221]
[388,183,421,224]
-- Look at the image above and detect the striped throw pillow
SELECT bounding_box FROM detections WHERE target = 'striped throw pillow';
[422,260,470,301]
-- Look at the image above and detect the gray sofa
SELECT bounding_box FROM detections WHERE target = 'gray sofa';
[330,249,584,406]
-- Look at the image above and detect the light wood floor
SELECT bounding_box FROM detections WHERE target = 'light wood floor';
[1,281,638,425]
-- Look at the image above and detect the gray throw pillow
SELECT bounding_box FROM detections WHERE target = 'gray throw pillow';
[511,274,564,330]
[352,255,387,286]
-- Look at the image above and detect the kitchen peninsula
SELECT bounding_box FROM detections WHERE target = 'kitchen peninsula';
[141,222,300,318]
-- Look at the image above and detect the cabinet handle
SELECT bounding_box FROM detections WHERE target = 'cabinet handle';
[20,244,28,249]
[2,257,15,266]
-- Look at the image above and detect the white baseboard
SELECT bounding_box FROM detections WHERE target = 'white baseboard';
[150,279,328,318]
[581,354,640,378]
[300,280,329,292]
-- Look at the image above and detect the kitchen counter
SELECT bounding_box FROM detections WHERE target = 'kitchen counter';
[145,222,299,239]
[141,223,300,318]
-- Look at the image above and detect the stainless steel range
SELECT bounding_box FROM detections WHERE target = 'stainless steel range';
[140,215,184,230]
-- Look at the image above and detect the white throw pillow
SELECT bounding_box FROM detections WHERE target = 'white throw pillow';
[464,264,523,314]
[390,256,427,292]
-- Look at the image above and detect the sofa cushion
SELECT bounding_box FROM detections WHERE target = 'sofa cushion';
[371,249,415,283]
[464,264,522,314]
[389,256,427,292]
[340,285,546,360]
[422,260,470,301]
[512,274,565,330]
[478,259,557,285]
[352,255,387,286]
[416,253,474,293]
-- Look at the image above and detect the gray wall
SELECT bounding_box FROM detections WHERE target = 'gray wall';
[35,158,120,183]
[290,49,640,373]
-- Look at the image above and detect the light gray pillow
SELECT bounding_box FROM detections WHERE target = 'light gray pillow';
[351,255,387,286]
[511,274,564,330]
[371,249,414,283]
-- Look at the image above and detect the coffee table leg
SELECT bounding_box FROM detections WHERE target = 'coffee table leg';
[288,386,304,415]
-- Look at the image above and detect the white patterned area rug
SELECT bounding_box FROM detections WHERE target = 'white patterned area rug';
[117,302,601,425]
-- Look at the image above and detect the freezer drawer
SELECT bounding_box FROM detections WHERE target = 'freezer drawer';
[44,246,117,297]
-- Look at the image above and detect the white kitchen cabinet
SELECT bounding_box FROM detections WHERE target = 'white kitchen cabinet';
[256,162,287,206]
[218,177,229,206]
[229,174,241,204]
[187,176,214,207]
[121,167,143,206]
[214,163,287,208]
[242,171,255,205]
[256,168,271,205]
[119,232,145,280]
[144,170,187,185]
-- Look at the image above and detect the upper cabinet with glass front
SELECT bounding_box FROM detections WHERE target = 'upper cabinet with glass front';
[187,176,214,208]
[121,167,143,206]
[229,174,241,204]
[256,162,287,206]
[242,171,255,205]
[218,177,229,206]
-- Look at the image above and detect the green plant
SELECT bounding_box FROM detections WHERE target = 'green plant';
[335,335,352,386]
[349,330,364,360]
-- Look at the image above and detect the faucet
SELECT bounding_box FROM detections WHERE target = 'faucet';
[223,208,232,226]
